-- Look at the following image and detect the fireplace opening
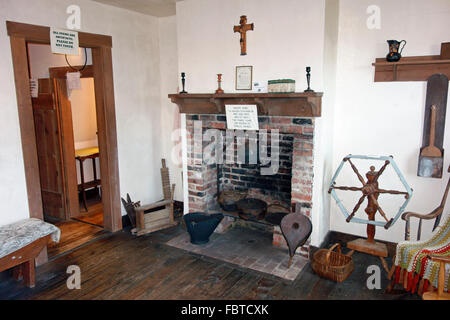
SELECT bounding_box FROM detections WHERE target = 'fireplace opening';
[186,114,314,257]
[217,130,294,207]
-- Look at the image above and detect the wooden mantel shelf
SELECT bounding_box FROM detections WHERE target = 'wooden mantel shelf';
[168,92,323,117]
[372,55,450,82]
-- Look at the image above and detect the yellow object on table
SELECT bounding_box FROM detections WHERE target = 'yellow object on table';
[75,147,99,158]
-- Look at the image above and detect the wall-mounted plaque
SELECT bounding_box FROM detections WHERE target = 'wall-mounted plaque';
[225,104,259,130]
[235,66,253,90]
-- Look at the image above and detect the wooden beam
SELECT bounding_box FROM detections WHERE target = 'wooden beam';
[6,21,112,48]
[49,65,94,79]
[372,55,450,82]
[92,47,122,232]
[168,93,323,117]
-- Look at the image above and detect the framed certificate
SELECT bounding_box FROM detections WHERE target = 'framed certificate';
[235,66,253,90]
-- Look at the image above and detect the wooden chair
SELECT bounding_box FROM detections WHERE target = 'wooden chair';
[386,166,450,297]
[402,165,450,241]
[132,159,178,236]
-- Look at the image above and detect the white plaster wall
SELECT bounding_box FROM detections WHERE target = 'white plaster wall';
[316,0,339,245]
[158,15,184,201]
[70,78,100,185]
[330,0,450,243]
[176,0,332,246]
[0,0,164,224]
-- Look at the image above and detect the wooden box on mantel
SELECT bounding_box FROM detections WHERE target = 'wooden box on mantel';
[168,92,323,117]
[372,55,450,82]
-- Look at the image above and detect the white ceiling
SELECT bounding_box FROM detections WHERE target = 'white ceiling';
[91,0,182,17]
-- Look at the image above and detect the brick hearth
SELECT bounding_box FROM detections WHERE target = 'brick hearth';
[185,114,315,258]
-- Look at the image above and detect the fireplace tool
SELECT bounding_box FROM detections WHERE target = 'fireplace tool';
[328,154,413,272]
[280,209,313,267]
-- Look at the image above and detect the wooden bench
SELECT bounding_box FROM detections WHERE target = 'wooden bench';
[0,218,60,288]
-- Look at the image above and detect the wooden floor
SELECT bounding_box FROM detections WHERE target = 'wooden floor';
[0,225,420,300]
[45,195,106,259]
[47,220,108,259]
[72,207,103,227]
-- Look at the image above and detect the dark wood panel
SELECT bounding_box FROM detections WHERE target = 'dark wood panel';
[373,55,450,82]
[421,74,448,150]
[32,80,66,220]
[6,21,112,48]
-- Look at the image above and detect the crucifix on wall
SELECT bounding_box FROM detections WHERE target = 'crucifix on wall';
[233,15,254,55]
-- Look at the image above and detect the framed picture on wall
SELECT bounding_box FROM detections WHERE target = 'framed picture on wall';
[235,66,253,90]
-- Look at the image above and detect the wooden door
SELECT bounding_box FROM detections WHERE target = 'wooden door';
[53,78,79,219]
[32,79,66,220]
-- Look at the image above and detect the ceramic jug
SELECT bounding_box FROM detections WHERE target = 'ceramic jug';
[386,40,406,62]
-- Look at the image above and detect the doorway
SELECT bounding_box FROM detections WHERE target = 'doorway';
[7,21,122,265]
[27,43,107,258]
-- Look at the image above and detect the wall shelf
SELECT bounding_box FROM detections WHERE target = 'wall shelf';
[168,92,323,117]
[372,55,450,82]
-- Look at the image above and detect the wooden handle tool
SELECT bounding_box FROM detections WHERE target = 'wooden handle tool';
[421,105,442,157]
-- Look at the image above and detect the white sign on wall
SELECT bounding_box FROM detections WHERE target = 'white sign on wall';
[50,28,79,55]
[66,72,82,90]
[225,105,259,130]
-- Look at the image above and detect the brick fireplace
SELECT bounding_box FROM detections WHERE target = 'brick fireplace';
[185,115,314,257]
[170,92,322,258]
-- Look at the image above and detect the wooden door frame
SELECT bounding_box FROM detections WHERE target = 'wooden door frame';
[7,21,122,263]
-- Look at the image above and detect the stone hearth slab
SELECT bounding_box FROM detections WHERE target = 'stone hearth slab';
[165,226,308,281]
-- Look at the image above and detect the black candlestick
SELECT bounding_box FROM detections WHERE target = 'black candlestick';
[180,72,187,94]
[304,67,314,92]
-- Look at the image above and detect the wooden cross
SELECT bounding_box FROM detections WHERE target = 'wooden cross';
[233,15,254,55]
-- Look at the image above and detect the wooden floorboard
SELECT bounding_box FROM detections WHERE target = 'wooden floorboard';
[47,219,107,259]
[0,225,421,300]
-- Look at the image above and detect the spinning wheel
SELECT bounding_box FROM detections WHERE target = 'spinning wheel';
[329,155,413,270]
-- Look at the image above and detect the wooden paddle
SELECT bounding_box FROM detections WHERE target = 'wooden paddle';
[421,105,442,157]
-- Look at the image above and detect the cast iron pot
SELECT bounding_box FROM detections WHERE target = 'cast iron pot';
[236,198,267,221]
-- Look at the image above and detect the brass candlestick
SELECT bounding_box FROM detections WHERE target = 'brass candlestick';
[216,74,224,94]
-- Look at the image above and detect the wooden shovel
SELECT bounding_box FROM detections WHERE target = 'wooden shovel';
[421,105,442,157]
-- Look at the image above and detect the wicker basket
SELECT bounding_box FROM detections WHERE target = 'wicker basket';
[311,243,354,282]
